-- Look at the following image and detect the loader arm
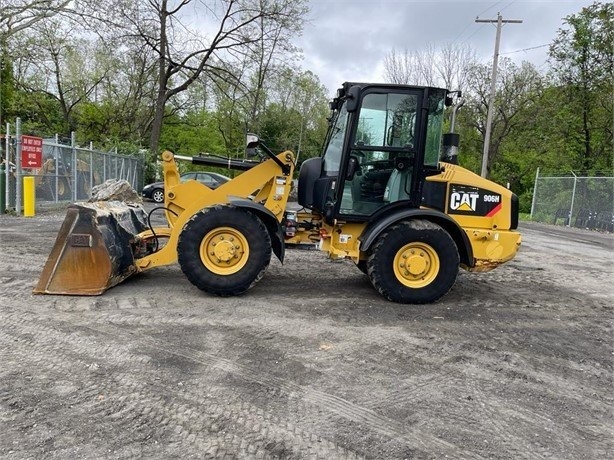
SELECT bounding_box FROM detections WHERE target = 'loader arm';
[135,150,295,272]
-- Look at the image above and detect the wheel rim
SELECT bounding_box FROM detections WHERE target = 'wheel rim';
[153,190,164,202]
[199,227,250,275]
[393,242,440,288]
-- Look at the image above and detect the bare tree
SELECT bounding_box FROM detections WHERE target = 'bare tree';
[383,42,476,90]
[435,43,476,91]
[99,0,308,155]
[0,0,71,38]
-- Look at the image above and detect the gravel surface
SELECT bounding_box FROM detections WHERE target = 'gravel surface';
[1,204,612,459]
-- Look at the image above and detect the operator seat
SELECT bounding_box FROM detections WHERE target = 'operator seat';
[350,167,392,214]
[383,168,411,203]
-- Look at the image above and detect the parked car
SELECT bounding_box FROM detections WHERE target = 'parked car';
[142,171,230,203]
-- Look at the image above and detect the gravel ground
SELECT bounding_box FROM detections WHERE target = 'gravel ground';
[0,203,612,459]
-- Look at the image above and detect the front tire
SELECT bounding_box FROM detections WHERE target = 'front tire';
[177,206,272,296]
[355,260,369,275]
[367,219,459,304]
[57,177,71,200]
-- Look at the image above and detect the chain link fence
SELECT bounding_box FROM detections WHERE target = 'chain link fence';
[2,129,144,214]
[530,169,614,232]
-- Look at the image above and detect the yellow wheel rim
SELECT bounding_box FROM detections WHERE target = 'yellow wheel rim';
[199,227,250,275]
[393,242,440,288]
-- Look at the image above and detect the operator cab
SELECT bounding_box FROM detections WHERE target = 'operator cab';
[298,82,449,222]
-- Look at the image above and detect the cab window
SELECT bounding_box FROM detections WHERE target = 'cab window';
[340,91,419,216]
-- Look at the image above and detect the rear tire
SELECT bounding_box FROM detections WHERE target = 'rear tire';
[367,219,459,304]
[177,205,272,296]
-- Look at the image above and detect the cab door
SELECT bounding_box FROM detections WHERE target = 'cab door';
[336,89,423,219]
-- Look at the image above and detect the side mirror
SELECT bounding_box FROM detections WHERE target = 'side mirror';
[246,133,259,149]
[345,85,361,113]
[246,133,260,157]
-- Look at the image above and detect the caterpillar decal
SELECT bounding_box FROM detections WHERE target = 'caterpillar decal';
[448,184,502,217]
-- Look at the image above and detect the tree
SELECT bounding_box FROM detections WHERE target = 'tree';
[0,0,72,130]
[463,58,543,178]
[548,1,613,173]
[13,20,110,133]
[383,43,477,90]
[100,0,308,157]
[258,69,329,161]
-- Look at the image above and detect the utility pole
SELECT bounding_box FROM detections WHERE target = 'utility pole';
[475,13,522,178]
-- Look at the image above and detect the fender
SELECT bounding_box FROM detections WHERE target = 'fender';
[228,198,285,263]
[359,206,474,267]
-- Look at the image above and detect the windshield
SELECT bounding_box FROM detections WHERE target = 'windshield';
[322,105,349,176]
[355,92,417,149]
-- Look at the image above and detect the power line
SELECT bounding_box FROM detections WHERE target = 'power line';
[498,1,517,15]
[476,1,503,18]
[501,44,549,55]
[452,1,503,45]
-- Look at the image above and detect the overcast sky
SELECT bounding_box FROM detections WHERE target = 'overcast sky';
[296,0,594,95]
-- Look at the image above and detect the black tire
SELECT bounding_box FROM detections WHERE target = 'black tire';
[76,172,90,200]
[355,260,369,275]
[57,177,71,200]
[151,188,164,203]
[37,180,53,201]
[367,219,459,304]
[177,205,272,296]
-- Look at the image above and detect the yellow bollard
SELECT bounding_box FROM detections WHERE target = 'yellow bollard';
[23,176,36,217]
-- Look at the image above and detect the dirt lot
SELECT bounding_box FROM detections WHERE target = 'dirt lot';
[1,203,612,459]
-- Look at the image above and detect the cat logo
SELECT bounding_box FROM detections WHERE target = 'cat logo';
[450,191,479,212]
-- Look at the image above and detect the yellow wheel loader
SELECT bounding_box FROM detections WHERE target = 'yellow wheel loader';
[34,82,521,304]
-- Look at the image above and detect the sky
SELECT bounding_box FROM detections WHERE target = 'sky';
[296,0,595,95]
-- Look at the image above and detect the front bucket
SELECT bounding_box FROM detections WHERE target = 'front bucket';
[34,201,149,295]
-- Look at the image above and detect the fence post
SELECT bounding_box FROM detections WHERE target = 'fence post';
[15,118,21,215]
[4,122,10,211]
[89,146,93,196]
[569,171,577,227]
[54,134,59,203]
[530,167,539,218]
[71,131,77,202]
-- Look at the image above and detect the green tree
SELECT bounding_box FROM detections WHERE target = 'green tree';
[463,58,544,180]
[257,69,329,164]
[548,1,614,173]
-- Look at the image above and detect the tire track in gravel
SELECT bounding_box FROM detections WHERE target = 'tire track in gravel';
[464,376,550,460]
[0,314,362,459]
[2,307,483,459]
[74,319,482,458]
[461,374,613,459]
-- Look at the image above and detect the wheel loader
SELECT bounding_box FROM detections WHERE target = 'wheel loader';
[35,156,101,200]
[34,82,521,304]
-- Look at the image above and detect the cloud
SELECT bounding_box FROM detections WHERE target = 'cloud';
[298,0,594,95]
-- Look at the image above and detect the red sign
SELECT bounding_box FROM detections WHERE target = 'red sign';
[21,135,43,169]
